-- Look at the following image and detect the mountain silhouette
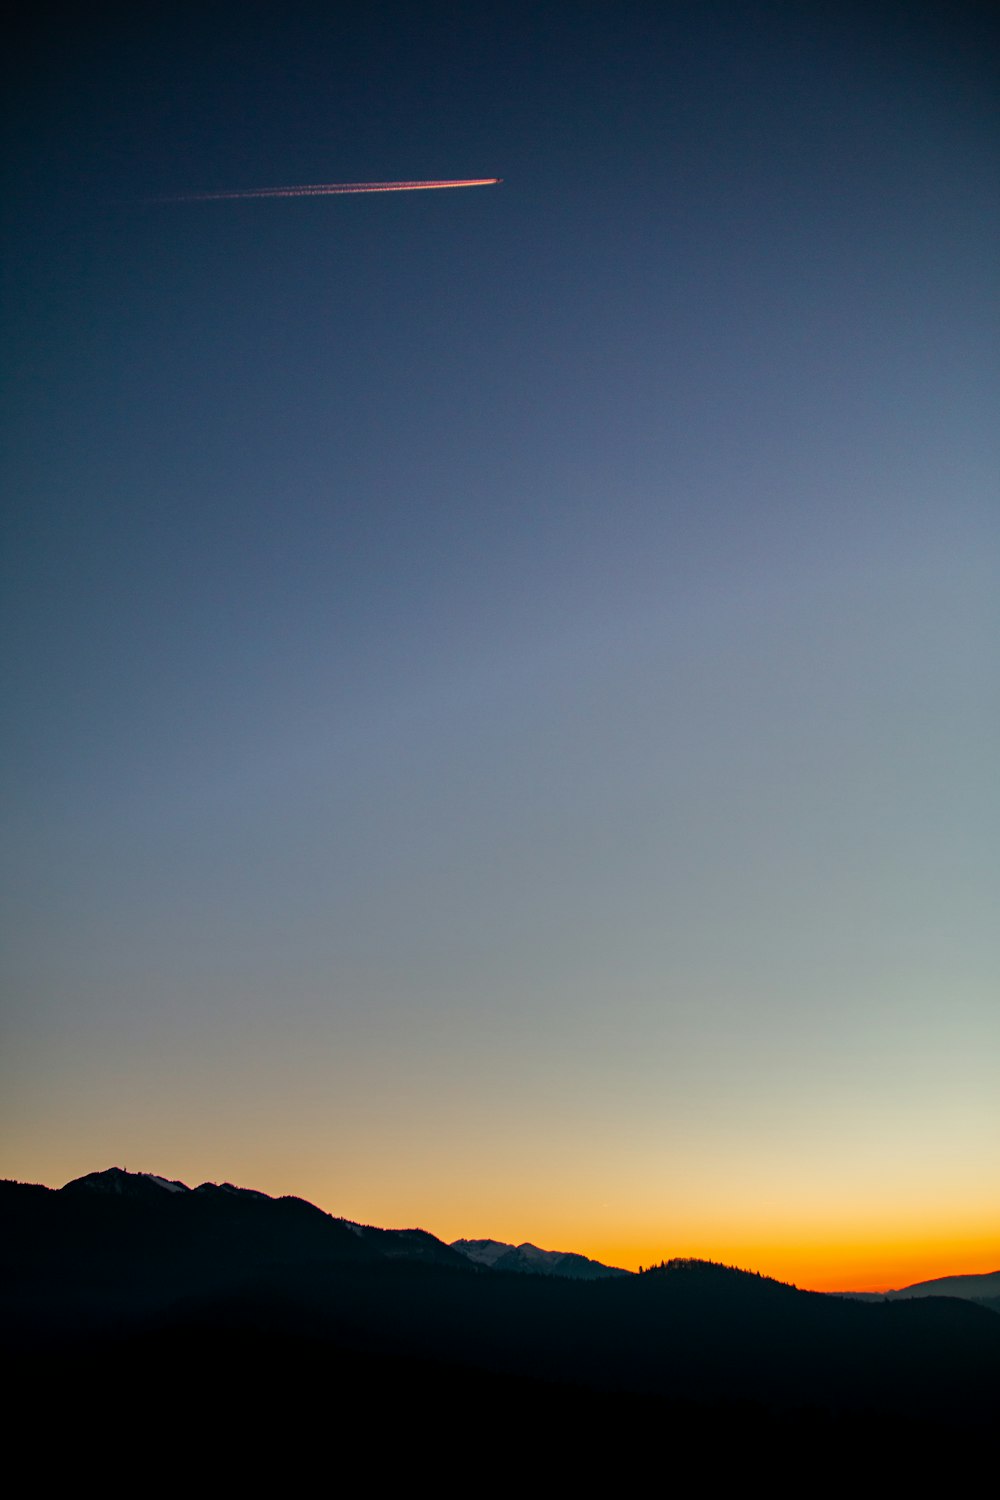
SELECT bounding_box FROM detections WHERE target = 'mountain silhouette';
[838,1268,1000,1316]
[3,1169,997,1475]
[1,1166,471,1342]
[452,1236,628,1278]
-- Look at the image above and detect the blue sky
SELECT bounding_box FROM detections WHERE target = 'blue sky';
[2,1,997,1285]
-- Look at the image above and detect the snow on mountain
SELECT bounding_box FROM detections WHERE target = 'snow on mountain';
[52,1167,470,1271]
[63,1167,191,1196]
[56,1171,626,1278]
[146,1174,189,1193]
[193,1180,270,1201]
[451,1238,514,1268]
[452,1237,629,1279]
[64,1168,275,1201]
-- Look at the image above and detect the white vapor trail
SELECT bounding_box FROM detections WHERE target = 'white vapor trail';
[160,178,502,202]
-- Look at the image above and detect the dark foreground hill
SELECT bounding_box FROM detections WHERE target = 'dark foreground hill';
[3,1172,998,1478]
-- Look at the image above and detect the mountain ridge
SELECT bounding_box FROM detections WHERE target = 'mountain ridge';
[452,1236,629,1279]
[835,1267,1000,1314]
[3,1165,999,1457]
[7,1168,996,1298]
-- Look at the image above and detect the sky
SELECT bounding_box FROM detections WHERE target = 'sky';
[2,1,997,1291]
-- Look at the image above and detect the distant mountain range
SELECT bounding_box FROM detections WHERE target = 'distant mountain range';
[3,1167,998,1471]
[837,1269,1000,1316]
[451,1236,628,1279]
[12,1168,994,1302]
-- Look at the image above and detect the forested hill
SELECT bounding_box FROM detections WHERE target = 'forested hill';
[3,1171,998,1471]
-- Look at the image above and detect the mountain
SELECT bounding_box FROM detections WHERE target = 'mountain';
[63,1167,195,1197]
[886,1269,1000,1302]
[836,1267,1000,1315]
[452,1237,629,1279]
[59,1167,467,1264]
[1,1164,471,1341]
[4,1169,999,1472]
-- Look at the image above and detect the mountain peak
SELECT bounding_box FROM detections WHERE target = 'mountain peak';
[451,1237,629,1280]
[192,1180,271,1201]
[451,1238,512,1268]
[62,1167,191,1197]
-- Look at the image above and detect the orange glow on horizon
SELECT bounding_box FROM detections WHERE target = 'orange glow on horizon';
[404,1221,999,1293]
[8,1128,997,1299]
[398,1200,1000,1296]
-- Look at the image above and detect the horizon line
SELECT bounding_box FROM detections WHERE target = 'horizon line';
[22,1163,997,1296]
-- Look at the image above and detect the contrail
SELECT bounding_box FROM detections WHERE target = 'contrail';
[161,178,502,203]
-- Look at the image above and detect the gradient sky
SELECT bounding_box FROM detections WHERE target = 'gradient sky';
[2,1,997,1291]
